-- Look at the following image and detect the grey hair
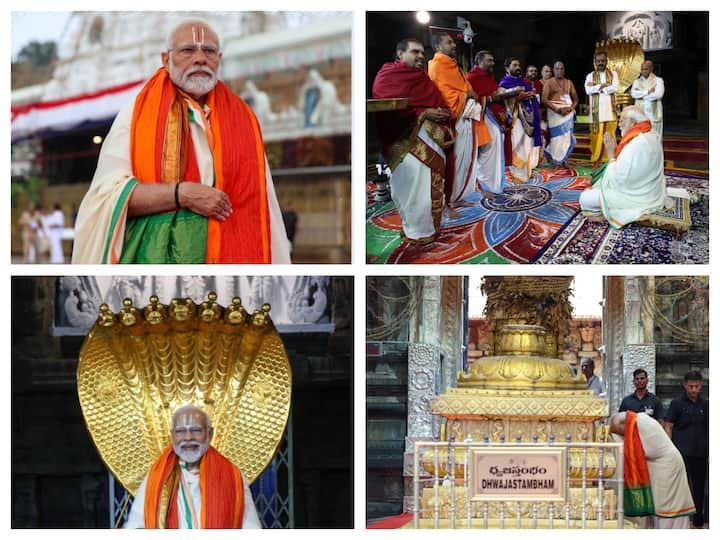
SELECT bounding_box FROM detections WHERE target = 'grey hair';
[622,105,650,124]
[172,404,213,429]
[166,18,222,51]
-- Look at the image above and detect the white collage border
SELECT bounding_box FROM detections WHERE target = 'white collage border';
[2,1,717,538]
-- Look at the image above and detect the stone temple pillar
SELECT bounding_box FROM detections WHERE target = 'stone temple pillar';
[621,277,656,401]
[403,276,466,512]
[406,276,443,444]
[602,277,625,411]
[439,277,466,395]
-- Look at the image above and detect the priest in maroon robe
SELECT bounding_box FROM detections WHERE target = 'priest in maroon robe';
[466,50,519,195]
[371,38,454,243]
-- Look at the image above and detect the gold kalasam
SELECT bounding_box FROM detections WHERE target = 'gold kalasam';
[77,293,292,496]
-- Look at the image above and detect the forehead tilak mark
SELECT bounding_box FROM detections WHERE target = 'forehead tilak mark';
[175,413,203,430]
[190,26,206,48]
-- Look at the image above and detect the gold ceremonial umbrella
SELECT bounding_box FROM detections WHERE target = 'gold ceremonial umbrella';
[77,293,292,496]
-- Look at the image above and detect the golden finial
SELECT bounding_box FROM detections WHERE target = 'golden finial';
[120,298,139,326]
[200,292,222,323]
[144,295,166,325]
[97,303,116,327]
[169,298,195,322]
[225,296,248,324]
[252,303,272,327]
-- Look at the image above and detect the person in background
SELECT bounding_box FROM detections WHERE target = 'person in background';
[664,371,708,528]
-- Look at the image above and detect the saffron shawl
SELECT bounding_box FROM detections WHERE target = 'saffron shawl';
[126,68,271,263]
[623,412,655,516]
[428,53,490,146]
[144,445,245,529]
[614,121,652,157]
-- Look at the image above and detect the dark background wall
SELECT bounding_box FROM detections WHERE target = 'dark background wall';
[11,276,353,528]
[367,11,708,153]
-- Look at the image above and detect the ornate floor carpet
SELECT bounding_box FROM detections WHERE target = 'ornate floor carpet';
[366,165,708,265]
[536,171,708,264]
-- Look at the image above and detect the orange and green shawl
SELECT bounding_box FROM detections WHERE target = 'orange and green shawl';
[623,411,655,516]
[590,120,652,185]
[143,445,245,529]
[114,67,271,263]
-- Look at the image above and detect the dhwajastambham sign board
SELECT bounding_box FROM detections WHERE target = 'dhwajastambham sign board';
[471,447,567,502]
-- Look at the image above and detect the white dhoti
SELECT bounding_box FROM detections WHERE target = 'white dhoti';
[450,100,480,203]
[475,109,505,194]
[390,125,445,242]
[545,96,576,164]
[509,122,540,182]
[48,231,64,263]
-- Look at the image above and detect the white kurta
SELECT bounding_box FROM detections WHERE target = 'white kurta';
[72,98,290,264]
[389,124,445,241]
[584,70,618,122]
[581,131,667,228]
[631,75,665,134]
[124,466,262,529]
[475,109,505,194]
[635,412,695,524]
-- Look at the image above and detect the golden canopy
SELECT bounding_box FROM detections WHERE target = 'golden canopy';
[77,293,292,496]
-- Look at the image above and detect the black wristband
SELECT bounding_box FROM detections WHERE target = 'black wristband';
[175,182,181,209]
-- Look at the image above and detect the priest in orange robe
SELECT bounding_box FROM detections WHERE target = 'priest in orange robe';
[428,32,491,210]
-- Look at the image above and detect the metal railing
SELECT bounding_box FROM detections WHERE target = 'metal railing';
[412,436,624,529]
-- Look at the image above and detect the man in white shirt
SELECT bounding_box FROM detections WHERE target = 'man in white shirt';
[631,60,665,135]
[584,51,619,164]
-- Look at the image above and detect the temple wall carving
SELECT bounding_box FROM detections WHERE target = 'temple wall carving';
[57,276,331,333]
[406,342,440,445]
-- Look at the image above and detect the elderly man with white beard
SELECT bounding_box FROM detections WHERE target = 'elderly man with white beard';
[579,105,667,228]
[124,405,261,529]
[72,19,289,264]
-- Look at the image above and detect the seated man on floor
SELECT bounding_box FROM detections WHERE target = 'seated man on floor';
[579,106,667,228]
[372,38,454,244]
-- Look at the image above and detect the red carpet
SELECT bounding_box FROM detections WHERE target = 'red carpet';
[367,513,413,529]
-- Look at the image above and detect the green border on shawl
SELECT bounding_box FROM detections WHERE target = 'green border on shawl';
[590,161,608,185]
[101,178,138,263]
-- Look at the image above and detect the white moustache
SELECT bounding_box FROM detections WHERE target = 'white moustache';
[180,441,200,448]
[185,67,214,78]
